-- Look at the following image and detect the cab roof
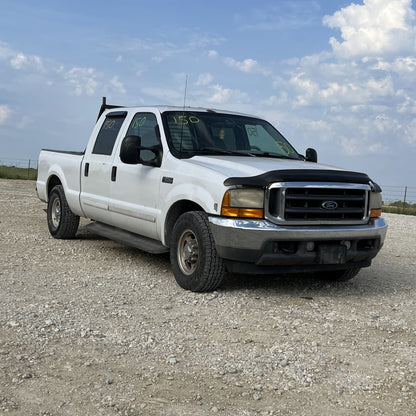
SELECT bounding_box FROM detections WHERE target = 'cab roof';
[97,97,254,121]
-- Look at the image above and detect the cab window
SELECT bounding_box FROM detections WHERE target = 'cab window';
[92,112,127,155]
[126,113,159,148]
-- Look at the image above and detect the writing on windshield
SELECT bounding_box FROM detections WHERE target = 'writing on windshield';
[162,111,301,160]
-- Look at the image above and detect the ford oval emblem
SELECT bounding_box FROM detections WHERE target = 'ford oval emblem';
[322,200,338,210]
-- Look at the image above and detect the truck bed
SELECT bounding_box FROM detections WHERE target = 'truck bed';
[36,149,85,217]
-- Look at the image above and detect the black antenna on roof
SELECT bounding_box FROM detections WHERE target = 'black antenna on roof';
[183,74,188,108]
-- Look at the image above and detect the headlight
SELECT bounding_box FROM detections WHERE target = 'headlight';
[221,188,264,218]
[369,191,382,218]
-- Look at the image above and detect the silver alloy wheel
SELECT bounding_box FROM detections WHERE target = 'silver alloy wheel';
[51,196,61,229]
[177,229,199,275]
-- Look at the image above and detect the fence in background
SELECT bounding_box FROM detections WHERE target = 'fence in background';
[0,158,38,180]
[381,185,416,215]
[0,158,38,168]
[381,185,416,204]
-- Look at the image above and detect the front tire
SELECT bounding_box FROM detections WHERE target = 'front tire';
[47,185,79,239]
[170,211,225,292]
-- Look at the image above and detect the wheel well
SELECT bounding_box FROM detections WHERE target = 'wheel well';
[47,175,62,197]
[164,200,204,246]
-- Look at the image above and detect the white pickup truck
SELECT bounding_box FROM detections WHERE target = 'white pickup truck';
[37,98,387,291]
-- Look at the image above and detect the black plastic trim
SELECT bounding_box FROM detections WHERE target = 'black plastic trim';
[85,222,169,254]
[106,111,128,118]
[223,259,372,275]
[111,166,117,182]
[224,169,371,187]
[42,149,85,156]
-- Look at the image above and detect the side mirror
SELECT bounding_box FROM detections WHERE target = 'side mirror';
[305,148,318,163]
[120,135,141,164]
[120,135,162,167]
[141,145,162,167]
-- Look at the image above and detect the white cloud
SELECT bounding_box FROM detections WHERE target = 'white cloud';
[207,84,249,105]
[208,84,231,103]
[224,56,270,76]
[10,52,28,69]
[110,75,126,94]
[225,57,258,73]
[404,118,416,143]
[17,115,32,129]
[374,114,391,132]
[372,56,416,73]
[323,0,416,58]
[1,41,101,99]
[64,67,98,96]
[141,87,182,104]
[341,137,359,155]
[395,90,416,113]
[365,76,394,96]
[196,73,213,86]
[272,1,416,157]
[289,72,320,106]
[262,93,288,107]
[0,105,11,124]
[368,142,387,153]
[0,42,43,71]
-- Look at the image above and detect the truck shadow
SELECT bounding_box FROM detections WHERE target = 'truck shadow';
[220,263,412,298]
[76,233,410,299]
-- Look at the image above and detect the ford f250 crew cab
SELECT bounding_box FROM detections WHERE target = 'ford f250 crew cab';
[37,97,387,292]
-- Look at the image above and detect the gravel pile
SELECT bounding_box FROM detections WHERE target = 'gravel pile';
[0,179,415,415]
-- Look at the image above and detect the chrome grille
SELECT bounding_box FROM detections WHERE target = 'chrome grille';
[266,182,370,225]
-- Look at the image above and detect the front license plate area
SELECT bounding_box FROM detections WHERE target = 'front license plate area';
[317,245,347,264]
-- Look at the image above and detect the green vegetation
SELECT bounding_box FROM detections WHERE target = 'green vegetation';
[0,165,37,180]
[383,201,416,216]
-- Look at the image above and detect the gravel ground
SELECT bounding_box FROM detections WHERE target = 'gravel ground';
[0,178,415,416]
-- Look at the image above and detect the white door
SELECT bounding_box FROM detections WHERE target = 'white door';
[80,111,127,223]
[109,112,163,239]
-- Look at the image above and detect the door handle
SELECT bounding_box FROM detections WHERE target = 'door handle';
[111,166,117,182]
[84,163,89,177]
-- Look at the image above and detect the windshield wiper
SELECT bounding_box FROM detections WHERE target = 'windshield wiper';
[250,151,301,160]
[197,147,256,157]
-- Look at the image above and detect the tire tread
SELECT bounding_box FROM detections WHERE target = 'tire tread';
[47,185,79,239]
[170,211,225,292]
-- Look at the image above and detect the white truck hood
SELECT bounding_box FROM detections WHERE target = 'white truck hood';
[185,155,342,179]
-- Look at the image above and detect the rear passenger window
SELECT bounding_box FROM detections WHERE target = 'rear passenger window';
[93,112,127,155]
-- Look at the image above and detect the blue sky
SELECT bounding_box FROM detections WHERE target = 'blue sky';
[0,0,415,193]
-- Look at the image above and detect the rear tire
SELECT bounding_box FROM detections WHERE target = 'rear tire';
[170,211,225,292]
[318,266,361,282]
[47,185,79,239]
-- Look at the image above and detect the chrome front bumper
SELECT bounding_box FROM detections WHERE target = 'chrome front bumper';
[208,216,387,270]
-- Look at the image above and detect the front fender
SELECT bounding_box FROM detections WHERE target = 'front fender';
[158,183,223,245]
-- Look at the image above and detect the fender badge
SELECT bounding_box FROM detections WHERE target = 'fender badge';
[162,176,174,184]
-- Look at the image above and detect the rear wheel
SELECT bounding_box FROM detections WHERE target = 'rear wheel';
[318,266,361,282]
[170,211,225,292]
[47,185,79,239]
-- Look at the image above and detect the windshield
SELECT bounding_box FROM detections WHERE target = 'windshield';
[162,111,301,160]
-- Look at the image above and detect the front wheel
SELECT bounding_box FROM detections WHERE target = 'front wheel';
[47,185,79,239]
[170,211,225,292]
[318,266,361,282]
